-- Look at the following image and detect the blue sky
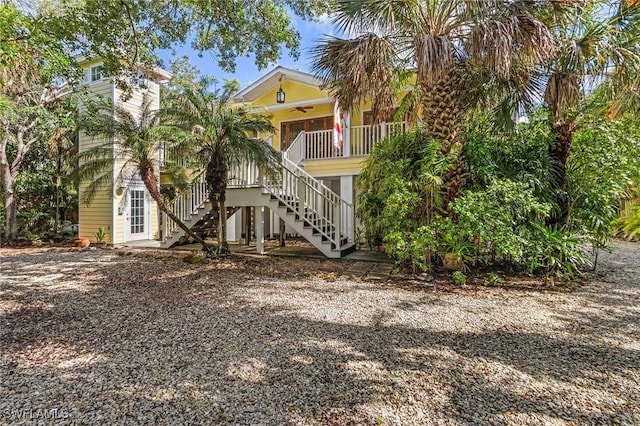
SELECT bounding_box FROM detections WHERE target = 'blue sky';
[159,15,335,89]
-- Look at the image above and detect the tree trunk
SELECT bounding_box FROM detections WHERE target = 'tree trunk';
[279,218,286,247]
[140,167,213,254]
[218,198,229,255]
[206,153,230,257]
[1,173,18,240]
[419,67,467,211]
[0,158,18,240]
[548,120,577,225]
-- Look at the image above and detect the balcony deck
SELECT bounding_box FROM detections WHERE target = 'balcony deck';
[160,121,409,176]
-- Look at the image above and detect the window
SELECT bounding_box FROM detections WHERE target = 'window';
[132,71,148,89]
[363,108,406,125]
[90,66,104,82]
[280,116,333,151]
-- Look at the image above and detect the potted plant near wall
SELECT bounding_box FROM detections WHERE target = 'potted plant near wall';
[438,219,474,271]
[94,227,108,248]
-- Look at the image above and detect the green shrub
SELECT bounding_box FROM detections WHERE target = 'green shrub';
[483,272,502,286]
[357,129,452,271]
[452,271,467,285]
[568,117,640,248]
[451,179,551,266]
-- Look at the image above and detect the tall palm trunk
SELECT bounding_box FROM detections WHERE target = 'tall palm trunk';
[140,167,213,254]
[420,68,467,211]
[206,153,230,256]
[548,120,578,225]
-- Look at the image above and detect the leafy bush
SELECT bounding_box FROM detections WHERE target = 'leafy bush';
[531,225,590,281]
[483,272,502,286]
[617,202,640,240]
[452,271,467,285]
[465,115,559,207]
[568,116,640,248]
[358,110,637,279]
[451,179,551,266]
[357,129,452,271]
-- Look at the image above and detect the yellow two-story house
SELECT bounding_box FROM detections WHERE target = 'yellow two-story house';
[78,63,404,257]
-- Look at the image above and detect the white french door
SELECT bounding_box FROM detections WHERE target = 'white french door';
[126,187,150,241]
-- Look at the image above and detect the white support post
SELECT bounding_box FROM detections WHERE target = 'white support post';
[269,209,274,239]
[340,175,354,243]
[226,211,240,242]
[255,206,265,254]
[343,111,351,157]
[297,176,306,219]
[334,203,341,250]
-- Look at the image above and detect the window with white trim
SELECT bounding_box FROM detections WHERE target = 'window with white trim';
[90,66,104,82]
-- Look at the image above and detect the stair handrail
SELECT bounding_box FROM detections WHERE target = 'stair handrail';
[284,131,306,165]
[160,172,208,241]
[281,157,354,248]
[260,155,354,250]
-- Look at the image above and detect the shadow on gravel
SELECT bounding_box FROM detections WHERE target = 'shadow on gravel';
[1,249,639,424]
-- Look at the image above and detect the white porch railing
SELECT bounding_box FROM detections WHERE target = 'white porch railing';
[287,121,408,161]
[228,160,261,188]
[286,132,306,165]
[160,173,208,239]
[305,129,343,160]
[263,156,354,250]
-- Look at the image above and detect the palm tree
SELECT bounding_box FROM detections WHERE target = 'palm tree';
[542,0,640,223]
[78,96,213,253]
[164,79,277,257]
[311,0,557,208]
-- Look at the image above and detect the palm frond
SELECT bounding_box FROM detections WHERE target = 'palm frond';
[311,33,399,123]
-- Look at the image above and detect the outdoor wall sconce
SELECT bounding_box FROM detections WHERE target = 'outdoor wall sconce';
[276,75,285,104]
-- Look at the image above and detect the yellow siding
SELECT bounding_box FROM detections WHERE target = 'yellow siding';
[253,80,326,106]
[304,157,366,177]
[112,191,125,244]
[149,199,159,240]
[78,74,114,243]
[78,182,113,243]
[251,81,332,151]
[113,83,161,242]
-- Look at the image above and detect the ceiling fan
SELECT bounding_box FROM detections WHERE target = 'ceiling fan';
[291,106,314,113]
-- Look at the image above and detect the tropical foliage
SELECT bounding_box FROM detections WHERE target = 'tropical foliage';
[312,0,556,206]
[163,79,277,256]
[541,0,640,224]
[358,104,640,278]
[77,96,212,252]
[0,5,78,241]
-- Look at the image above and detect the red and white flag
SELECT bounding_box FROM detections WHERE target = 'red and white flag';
[333,97,344,150]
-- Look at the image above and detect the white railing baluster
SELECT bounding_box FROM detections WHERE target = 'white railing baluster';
[163,131,363,250]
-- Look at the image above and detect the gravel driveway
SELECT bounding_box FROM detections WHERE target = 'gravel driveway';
[1,242,639,425]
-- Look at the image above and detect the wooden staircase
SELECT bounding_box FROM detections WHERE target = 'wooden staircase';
[159,156,355,258]
[170,206,240,246]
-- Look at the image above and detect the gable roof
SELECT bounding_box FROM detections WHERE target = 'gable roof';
[234,66,323,103]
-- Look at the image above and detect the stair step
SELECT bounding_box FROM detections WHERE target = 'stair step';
[163,163,354,258]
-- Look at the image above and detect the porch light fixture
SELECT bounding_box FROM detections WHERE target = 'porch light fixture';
[276,75,285,104]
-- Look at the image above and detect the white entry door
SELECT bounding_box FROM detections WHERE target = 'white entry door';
[126,187,150,241]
